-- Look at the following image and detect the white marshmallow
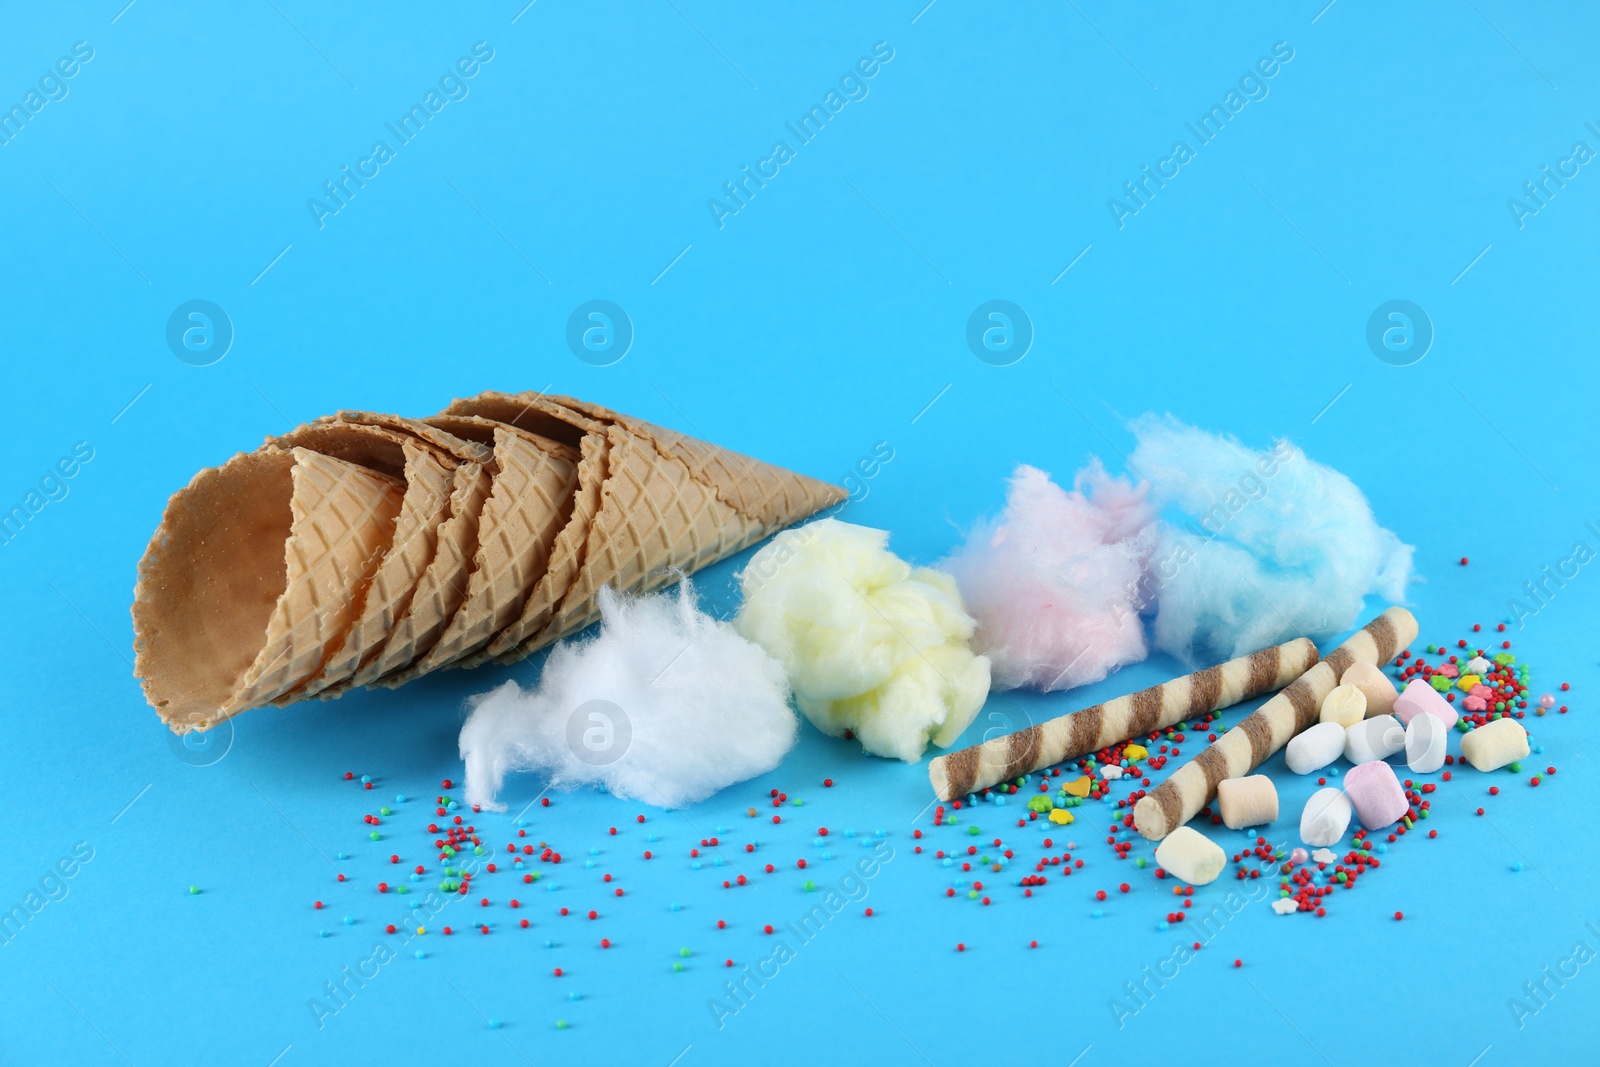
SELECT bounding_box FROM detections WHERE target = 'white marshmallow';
[1466,656,1492,676]
[1153,825,1227,886]
[1460,718,1530,772]
[1300,787,1352,847]
[1405,711,1447,774]
[1286,721,1345,774]
[1100,764,1124,780]
[1216,774,1278,829]
[1271,897,1298,915]
[1311,848,1337,864]
[1344,714,1405,764]
[1319,684,1367,728]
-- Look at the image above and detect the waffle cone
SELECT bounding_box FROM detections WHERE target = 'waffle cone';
[134,391,844,730]
[133,447,403,732]
[380,425,578,683]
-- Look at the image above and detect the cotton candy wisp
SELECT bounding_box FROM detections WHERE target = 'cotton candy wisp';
[941,462,1156,692]
[459,581,796,810]
[734,519,991,762]
[1129,415,1414,667]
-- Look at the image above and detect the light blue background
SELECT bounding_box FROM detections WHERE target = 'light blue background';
[2,2,1597,1064]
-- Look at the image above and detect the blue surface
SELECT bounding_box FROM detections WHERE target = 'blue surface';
[2,3,1597,1064]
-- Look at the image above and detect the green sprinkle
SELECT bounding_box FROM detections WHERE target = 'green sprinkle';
[679,947,691,957]
[188,885,199,895]
[369,831,380,841]
[1509,761,1522,772]
[968,826,980,836]
[804,879,815,892]
[791,798,804,807]
[672,962,684,972]
[1135,857,1147,868]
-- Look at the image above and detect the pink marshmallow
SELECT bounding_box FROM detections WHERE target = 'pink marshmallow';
[1392,678,1459,728]
[1344,760,1409,829]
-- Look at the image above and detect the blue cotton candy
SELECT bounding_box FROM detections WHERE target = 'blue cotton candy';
[1129,415,1413,667]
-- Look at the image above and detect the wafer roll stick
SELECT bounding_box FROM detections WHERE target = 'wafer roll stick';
[1133,606,1417,841]
[928,638,1318,803]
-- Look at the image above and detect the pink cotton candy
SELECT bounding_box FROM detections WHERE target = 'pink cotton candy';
[941,461,1157,692]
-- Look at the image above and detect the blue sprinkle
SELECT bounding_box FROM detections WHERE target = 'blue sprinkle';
[713,857,724,867]
[414,950,425,959]
[447,801,458,811]
[1512,861,1525,872]
[320,930,330,938]
[692,861,702,870]
[812,837,825,848]
[821,852,832,861]
[342,916,354,925]
[489,1019,501,1029]
[995,796,1006,807]
[395,794,406,803]
[1158,921,1169,931]
[569,991,581,1001]
[516,818,527,827]
[589,847,600,856]
[1093,908,1103,918]
[585,860,595,869]
[942,858,952,868]
[338,852,349,860]
[875,830,885,838]
[670,903,681,912]
[361,775,371,784]
[546,883,557,891]
[844,829,856,839]
[648,833,659,842]
[545,939,556,947]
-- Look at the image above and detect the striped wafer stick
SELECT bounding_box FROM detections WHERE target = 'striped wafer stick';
[1133,606,1418,841]
[928,638,1318,803]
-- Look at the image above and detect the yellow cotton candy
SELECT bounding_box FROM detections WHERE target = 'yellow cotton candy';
[1049,808,1074,825]
[734,519,991,762]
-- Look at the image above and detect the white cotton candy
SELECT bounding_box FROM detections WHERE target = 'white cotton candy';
[1129,416,1414,668]
[941,462,1156,692]
[458,581,796,811]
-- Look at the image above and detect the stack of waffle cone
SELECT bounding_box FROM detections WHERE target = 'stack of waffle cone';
[132,392,845,734]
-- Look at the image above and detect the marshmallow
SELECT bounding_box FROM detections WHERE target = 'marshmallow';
[1311,848,1337,864]
[1271,897,1298,915]
[1217,774,1278,829]
[1286,721,1346,774]
[1340,661,1398,717]
[1344,714,1405,764]
[1344,760,1409,828]
[1300,787,1352,847]
[1319,684,1367,728]
[1101,764,1124,780]
[1460,718,1530,772]
[1405,711,1447,774]
[1393,678,1459,728]
[1466,656,1492,675]
[1153,826,1227,886]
